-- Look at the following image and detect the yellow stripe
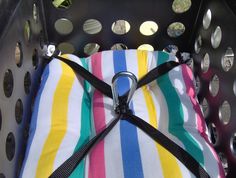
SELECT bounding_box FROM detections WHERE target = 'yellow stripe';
[36,55,75,178]
[137,51,182,178]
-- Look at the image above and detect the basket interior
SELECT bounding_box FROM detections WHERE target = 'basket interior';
[0,0,236,177]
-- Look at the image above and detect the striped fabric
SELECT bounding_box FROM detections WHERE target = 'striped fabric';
[20,50,225,178]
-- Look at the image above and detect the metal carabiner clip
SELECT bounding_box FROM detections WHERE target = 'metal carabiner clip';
[111,71,137,112]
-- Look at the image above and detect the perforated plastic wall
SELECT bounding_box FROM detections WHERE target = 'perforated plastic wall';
[193,0,236,177]
[42,0,202,56]
[0,0,45,177]
[0,0,236,177]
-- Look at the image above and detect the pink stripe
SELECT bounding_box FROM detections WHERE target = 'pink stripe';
[182,65,225,177]
[89,52,106,178]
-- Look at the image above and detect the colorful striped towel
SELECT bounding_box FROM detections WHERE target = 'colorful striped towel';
[20,50,225,178]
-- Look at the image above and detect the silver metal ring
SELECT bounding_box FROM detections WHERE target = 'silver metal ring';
[111,71,137,111]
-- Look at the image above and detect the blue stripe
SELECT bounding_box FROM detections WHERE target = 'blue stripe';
[20,65,50,178]
[113,51,144,178]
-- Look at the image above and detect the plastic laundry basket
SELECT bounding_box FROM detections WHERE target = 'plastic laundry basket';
[0,0,236,177]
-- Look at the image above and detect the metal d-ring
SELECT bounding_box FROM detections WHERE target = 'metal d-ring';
[111,71,137,112]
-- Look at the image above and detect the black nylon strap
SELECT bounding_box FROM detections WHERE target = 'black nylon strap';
[123,113,210,178]
[52,55,113,98]
[49,116,121,178]
[52,55,182,98]
[137,61,180,88]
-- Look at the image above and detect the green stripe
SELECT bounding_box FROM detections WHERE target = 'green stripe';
[70,58,91,178]
[156,51,204,166]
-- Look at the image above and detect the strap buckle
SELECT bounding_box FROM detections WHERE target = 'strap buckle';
[111,71,137,114]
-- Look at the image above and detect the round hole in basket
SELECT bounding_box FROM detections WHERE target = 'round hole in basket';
[203,9,212,30]
[219,100,231,125]
[32,49,39,69]
[54,18,73,35]
[24,20,31,42]
[209,74,219,97]
[230,133,236,157]
[172,0,191,13]
[3,69,14,98]
[167,22,185,38]
[33,3,39,23]
[111,43,128,50]
[218,152,229,176]
[221,47,234,72]
[139,21,158,36]
[84,43,100,55]
[138,44,154,51]
[201,53,210,73]
[200,98,209,118]
[233,80,236,96]
[58,42,75,54]
[15,42,23,67]
[24,72,31,94]
[15,99,23,124]
[208,123,219,145]
[83,19,102,35]
[211,26,222,49]
[52,0,72,9]
[194,35,202,54]
[111,20,130,35]
[163,44,179,55]
[0,173,5,178]
[6,132,15,161]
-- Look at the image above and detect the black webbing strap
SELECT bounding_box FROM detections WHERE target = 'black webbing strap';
[49,115,121,178]
[52,55,113,98]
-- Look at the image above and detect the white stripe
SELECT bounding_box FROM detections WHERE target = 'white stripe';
[67,54,82,64]
[148,55,169,131]
[150,85,168,131]
[146,51,154,72]
[101,50,116,86]
[104,123,124,178]
[101,51,116,125]
[125,49,139,77]
[132,89,164,178]
[86,56,96,138]
[22,60,62,178]
[84,155,90,178]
